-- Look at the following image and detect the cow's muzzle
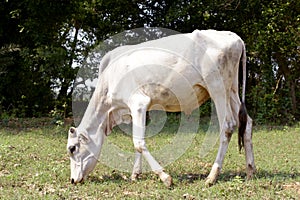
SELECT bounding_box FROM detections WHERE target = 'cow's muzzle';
[71,178,84,185]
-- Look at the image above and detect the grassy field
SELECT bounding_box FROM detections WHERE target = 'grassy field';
[0,121,299,199]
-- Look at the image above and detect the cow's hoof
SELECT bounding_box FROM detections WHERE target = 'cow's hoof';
[162,175,173,188]
[205,177,216,187]
[130,173,141,182]
[158,171,173,187]
[205,164,220,186]
[246,164,256,180]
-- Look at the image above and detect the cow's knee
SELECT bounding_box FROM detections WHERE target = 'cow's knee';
[133,139,146,153]
[224,120,235,136]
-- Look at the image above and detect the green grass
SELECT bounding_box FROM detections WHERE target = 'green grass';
[0,123,299,199]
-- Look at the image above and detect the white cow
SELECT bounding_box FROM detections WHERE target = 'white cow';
[67,29,256,187]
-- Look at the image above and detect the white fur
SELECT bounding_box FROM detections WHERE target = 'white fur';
[67,30,255,185]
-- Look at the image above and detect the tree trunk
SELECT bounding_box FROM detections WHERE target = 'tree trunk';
[57,24,79,104]
[274,52,297,114]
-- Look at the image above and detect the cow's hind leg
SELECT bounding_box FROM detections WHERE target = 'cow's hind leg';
[205,91,235,186]
[129,93,172,187]
[231,92,256,180]
[244,115,256,179]
[205,126,233,186]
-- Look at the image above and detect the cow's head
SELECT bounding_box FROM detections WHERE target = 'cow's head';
[67,127,98,184]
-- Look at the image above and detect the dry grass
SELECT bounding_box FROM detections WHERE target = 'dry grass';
[0,121,299,199]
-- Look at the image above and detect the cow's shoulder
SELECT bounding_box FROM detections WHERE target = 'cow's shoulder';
[99,45,134,73]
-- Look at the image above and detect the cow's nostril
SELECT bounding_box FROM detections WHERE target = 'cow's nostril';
[71,178,75,184]
[68,146,76,154]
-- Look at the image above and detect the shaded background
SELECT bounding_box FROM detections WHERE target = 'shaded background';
[0,0,299,125]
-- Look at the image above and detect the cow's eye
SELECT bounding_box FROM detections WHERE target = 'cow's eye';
[68,127,77,138]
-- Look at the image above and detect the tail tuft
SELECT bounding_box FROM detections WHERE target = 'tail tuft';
[238,102,247,153]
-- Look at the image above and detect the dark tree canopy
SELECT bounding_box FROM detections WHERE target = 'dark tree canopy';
[0,0,299,124]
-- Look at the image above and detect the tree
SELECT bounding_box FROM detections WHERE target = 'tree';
[0,0,299,124]
[241,0,299,123]
[0,0,74,116]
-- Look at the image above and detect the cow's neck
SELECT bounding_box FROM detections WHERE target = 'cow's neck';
[77,89,110,159]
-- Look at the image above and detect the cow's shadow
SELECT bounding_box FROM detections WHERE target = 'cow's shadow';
[88,169,300,185]
[89,172,129,184]
[176,169,300,183]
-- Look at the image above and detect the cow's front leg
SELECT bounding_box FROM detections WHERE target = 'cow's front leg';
[129,94,172,187]
[131,151,142,181]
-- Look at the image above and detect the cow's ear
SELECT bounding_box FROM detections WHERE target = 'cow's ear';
[69,127,77,137]
[79,133,90,144]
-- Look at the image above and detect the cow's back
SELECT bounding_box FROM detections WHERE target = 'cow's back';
[98,30,244,114]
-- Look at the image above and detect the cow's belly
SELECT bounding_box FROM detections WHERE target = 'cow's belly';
[142,82,210,114]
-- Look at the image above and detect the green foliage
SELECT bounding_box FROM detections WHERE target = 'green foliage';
[49,102,68,126]
[0,0,299,124]
[243,0,299,123]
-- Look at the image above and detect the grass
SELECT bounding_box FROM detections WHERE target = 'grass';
[0,121,299,199]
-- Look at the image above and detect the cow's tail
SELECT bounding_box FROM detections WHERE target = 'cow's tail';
[238,43,248,153]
